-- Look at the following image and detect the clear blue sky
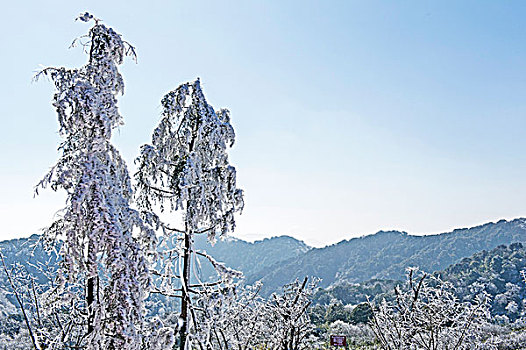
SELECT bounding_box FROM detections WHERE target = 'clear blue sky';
[2,1,526,247]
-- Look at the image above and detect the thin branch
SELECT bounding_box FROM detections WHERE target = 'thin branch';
[0,253,40,350]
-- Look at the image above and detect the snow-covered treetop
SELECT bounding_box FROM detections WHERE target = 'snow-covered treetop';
[136,78,244,241]
[36,13,136,143]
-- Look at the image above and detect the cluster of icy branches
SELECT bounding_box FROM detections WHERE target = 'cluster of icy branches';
[369,268,499,350]
[154,278,318,350]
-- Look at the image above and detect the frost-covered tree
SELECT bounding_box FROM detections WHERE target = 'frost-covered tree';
[484,270,526,349]
[34,13,155,350]
[264,277,318,350]
[183,278,317,350]
[185,282,267,349]
[369,268,494,350]
[135,78,244,349]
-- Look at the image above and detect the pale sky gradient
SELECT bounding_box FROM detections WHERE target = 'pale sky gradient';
[2,1,526,247]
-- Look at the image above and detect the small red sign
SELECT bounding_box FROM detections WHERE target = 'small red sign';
[330,335,347,347]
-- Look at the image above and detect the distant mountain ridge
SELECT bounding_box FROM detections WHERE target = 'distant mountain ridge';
[0,233,311,289]
[246,218,526,295]
[2,218,526,298]
[192,234,311,281]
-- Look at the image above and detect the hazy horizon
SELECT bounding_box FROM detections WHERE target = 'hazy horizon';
[4,215,525,249]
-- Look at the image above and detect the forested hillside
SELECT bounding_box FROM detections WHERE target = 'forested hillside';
[310,242,526,325]
[439,242,526,322]
[0,235,54,287]
[247,218,526,295]
[192,235,310,281]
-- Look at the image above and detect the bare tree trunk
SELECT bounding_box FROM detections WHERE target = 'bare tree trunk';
[179,122,198,350]
[86,181,97,336]
[179,230,192,350]
[87,277,95,334]
[87,239,97,336]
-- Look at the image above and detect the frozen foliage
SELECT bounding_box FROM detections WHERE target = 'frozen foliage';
[188,282,267,349]
[33,13,155,350]
[141,317,175,350]
[369,268,495,350]
[478,323,526,350]
[135,79,244,349]
[491,332,526,350]
[194,249,244,283]
[184,278,318,350]
[135,78,244,238]
[0,249,94,350]
[264,277,318,350]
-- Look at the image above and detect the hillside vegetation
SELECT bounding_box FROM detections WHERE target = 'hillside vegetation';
[439,242,526,322]
[3,218,526,298]
[311,242,526,324]
[247,218,526,295]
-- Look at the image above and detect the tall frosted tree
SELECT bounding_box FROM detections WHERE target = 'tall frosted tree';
[135,78,244,350]
[35,13,155,350]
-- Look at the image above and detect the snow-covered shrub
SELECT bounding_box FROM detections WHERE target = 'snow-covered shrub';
[369,267,494,350]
